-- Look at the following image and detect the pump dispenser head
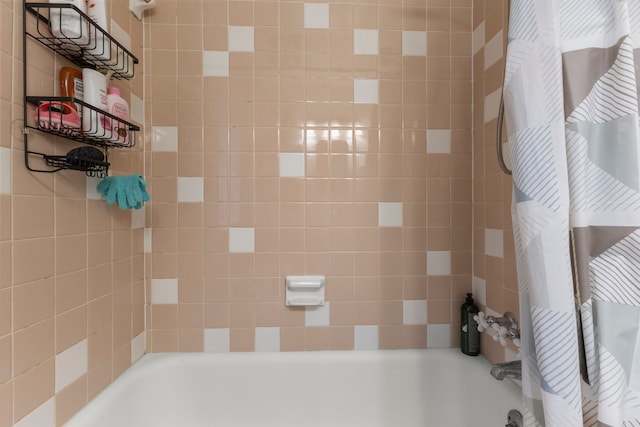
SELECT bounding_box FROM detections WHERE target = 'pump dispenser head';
[465,293,474,303]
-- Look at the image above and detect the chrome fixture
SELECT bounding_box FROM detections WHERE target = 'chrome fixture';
[505,409,523,427]
[490,360,522,381]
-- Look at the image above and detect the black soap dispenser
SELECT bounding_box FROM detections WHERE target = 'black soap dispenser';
[461,293,480,356]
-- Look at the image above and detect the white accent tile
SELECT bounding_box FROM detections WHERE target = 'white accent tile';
[304,3,329,29]
[354,29,378,55]
[354,325,378,350]
[178,177,204,202]
[472,276,487,306]
[485,228,504,258]
[86,176,102,200]
[255,327,280,352]
[109,20,131,49]
[402,31,427,56]
[151,278,178,304]
[427,324,451,348]
[403,300,427,325]
[204,328,230,352]
[203,51,229,77]
[229,26,255,52]
[14,398,55,427]
[484,29,503,70]
[426,129,451,154]
[144,228,152,253]
[0,147,11,194]
[472,22,485,56]
[55,339,88,393]
[378,202,403,227]
[279,153,305,177]
[427,251,451,276]
[354,79,378,104]
[305,302,330,326]
[152,126,178,152]
[229,227,255,253]
[131,206,145,229]
[131,332,146,363]
[484,88,502,123]
[130,94,144,124]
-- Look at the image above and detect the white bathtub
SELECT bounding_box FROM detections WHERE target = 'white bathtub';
[66,349,521,427]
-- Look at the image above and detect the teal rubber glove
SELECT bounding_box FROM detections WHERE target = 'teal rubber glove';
[125,175,140,209]
[129,176,144,209]
[138,176,150,204]
[97,175,150,209]
[116,178,129,209]
[96,176,113,197]
[97,176,119,206]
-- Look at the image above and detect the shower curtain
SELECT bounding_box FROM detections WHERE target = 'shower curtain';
[503,0,640,425]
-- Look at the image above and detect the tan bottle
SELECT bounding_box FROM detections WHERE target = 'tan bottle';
[60,66,83,117]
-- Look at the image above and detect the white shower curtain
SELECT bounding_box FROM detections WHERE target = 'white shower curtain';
[504,1,640,425]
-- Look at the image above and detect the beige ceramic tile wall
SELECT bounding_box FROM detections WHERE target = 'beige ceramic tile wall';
[0,1,145,426]
[145,0,474,353]
[472,0,518,363]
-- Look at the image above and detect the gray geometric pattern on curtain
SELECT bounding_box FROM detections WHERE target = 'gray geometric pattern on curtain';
[504,0,640,425]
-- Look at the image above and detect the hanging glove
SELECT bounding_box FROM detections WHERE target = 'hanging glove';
[97,175,148,209]
[96,176,113,197]
[128,175,144,209]
[116,177,130,209]
[97,176,119,207]
[135,175,150,208]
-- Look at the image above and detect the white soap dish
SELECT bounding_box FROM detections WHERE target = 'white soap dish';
[285,275,325,306]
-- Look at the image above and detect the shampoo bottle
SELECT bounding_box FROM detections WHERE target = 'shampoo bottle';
[105,87,130,144]
[85,0,110,61]
[81,68,108,138]
[461,293,480,356]
[59,67,84,118]
[49,0,90,48]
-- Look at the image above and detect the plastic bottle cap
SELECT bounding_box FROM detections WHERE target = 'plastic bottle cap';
[107,87,121,96]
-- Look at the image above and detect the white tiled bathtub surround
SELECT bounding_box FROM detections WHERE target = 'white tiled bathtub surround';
[64,350,524,427]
